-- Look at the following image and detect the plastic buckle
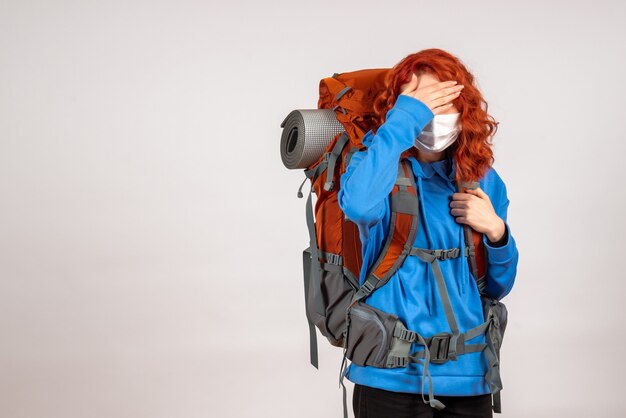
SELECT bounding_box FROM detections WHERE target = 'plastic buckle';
[440,248,458,261]
[428,333,452,364]
[323,252,337,265]
[362,277,376,293]
[395,328,417,342]
[394,356,408,367]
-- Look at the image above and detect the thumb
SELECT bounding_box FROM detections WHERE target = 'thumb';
[468,186,489,200]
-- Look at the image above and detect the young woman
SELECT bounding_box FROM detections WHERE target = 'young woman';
[338,49,519,418]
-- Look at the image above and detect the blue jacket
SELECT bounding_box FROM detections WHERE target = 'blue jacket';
[337,94,519,396]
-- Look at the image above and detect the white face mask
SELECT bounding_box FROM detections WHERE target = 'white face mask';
[414,113,461,153]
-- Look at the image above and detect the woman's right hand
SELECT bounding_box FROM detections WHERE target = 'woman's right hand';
[399,74,464,115]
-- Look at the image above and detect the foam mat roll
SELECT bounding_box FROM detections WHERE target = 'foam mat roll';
[280,109,345,169]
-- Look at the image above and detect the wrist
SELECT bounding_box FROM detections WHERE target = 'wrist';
[487,218,506,243]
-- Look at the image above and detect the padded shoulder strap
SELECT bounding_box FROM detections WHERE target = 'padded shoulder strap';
[350,159,419,305]
[457,180,488,292]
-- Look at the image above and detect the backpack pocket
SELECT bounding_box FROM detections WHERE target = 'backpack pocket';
[345,301,399,368]
[303,247,356,348]
[481,295,508,349]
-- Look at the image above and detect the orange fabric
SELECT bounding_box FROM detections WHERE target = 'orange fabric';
[372,211,413,278]
[318,69,391,148]
[310,68,487,288]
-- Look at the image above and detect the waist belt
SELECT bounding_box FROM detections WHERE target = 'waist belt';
[337,244,505,418]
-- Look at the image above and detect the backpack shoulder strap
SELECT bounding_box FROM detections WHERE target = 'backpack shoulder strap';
[350,158,419,306]
[457,180,488,292]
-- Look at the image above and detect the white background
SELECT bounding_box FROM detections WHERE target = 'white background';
[1,1,625,417]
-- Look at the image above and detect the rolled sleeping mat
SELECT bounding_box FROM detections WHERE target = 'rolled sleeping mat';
[280,109,345,169]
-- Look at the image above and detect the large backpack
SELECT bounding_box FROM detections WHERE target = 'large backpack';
[280,68,508,417]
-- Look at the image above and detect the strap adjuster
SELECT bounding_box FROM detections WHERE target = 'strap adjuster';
[394,327,417,342]
[362,277,376,293]
[428,332,452,364]
[439,248,459,260]
[388,355,408,367]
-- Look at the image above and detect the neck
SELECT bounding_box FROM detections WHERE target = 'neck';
[416,148,447,162]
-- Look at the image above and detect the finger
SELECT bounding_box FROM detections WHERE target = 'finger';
[423,80,458,95]
[450,207,468,216]
[451,192,473,200]
[432,102,455,115]
[400,73,418,94]
[431,84,464,101]
[430,89,462,108]
[467,187,489,200]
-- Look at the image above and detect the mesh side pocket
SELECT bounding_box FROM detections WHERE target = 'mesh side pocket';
[345,302,399,368]
[303,248,355,348]
[321,268,355,347]
[481,295,508,348]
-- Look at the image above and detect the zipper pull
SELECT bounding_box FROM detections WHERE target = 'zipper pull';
[297,174,308,198]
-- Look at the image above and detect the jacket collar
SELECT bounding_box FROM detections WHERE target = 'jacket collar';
[406,152,456,182]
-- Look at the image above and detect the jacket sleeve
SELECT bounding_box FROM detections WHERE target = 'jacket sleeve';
[482,182,519,301]
[337,95,434,228]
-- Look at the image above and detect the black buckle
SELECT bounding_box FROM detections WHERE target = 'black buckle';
[428,333,451,364]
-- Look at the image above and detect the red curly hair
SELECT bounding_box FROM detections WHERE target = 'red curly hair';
[371,48,499,184]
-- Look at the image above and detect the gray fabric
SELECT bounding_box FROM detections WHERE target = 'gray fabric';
[410,247,462,359]
[365,161,420,284]
[320,250,343,266]
[456,180,480,281]
[344,146,360,168]
[340,369,348,418]
[324,132,350,191]
[385,322,414,367]
[321,263,343,273]
[296,174,308,198]
[302,179,355,365]
[339,306,351,418]
[483,327,503,410]
[301,247,319,369]
[335,85,352,102]
[393,326,417,342]
[409,337,486,360]
[481,295,507,413]
[315,267,357,348]
[304,153,328,183]
[343,268,360,292]
[350,275,379,306]
[280,109,344,169]
[395,177,412,186]
[345,302,399,368]
[413,332,446,410]
[305,183,325,317]
[392,190,420,215]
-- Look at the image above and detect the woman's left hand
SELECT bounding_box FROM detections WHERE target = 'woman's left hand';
[449,186,505,242]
